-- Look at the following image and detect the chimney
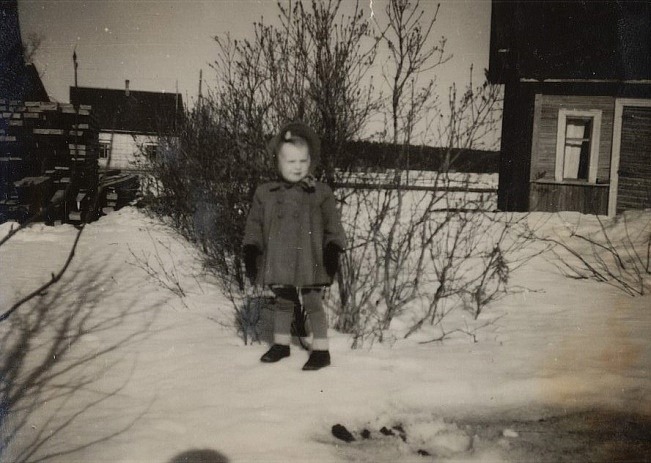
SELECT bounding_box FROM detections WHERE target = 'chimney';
[125,79,130,96]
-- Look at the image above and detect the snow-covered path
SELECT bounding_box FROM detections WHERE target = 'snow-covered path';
[1,208,650,462]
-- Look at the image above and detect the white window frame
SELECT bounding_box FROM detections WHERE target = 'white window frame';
[98,141,111,160]
[144,142,158,161]
[554,109,602,183]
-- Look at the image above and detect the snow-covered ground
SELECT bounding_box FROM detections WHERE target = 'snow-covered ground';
[1,207,650,462]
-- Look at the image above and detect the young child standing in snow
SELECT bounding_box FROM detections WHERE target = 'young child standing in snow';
[243,122,346,371]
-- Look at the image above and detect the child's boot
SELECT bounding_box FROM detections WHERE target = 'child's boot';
[302,350,330,370]
[260,344,290,363]
[262,296,293,363]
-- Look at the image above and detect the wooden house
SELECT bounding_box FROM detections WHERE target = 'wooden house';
[489,1,651,215]
[70,82,183,171]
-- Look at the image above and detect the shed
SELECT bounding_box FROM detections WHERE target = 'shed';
[489,1,651,215]
[70,83,183,171]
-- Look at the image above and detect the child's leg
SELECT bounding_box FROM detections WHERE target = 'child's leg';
[271,287,298,346]
[300,288,328,351]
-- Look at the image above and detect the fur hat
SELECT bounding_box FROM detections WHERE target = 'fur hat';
[268,121,321,171]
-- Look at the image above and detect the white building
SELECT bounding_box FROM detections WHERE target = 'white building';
[70,81,183,172]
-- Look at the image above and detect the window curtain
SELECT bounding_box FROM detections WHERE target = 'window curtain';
[563,120,586,179]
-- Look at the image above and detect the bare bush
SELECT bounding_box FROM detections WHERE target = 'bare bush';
[233,288,275,346]
[140,0,530,348]
[325,0,521,348]
[332,183,538,348]
[126,230,188,305]
[533,212,651,296]
[140,1,378,344]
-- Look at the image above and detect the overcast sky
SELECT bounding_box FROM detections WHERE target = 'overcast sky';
[18,0,492,108]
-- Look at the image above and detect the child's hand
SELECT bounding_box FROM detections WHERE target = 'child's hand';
[243,245,260,283]
[323,242,343,278]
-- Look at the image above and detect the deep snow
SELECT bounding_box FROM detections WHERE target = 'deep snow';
[1,206,650,462]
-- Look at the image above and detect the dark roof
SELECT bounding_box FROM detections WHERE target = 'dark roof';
[69,86,184,134]
[489,1,651,83]
[1,0,49,101]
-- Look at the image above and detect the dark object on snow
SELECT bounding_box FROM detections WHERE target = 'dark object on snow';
[417,449,431,456]
[303,350,330,371]
[332,424,355,443]
[260,344,290,363]
[361,429,371,439]
[393,424,407,442]
[379,425,407,441]
[323,242,343,278]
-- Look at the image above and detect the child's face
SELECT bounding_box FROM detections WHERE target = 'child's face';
[277,142,310,183]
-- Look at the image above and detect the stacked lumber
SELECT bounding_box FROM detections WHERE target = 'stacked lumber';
[0,99,99,223]
[99,171,140,213]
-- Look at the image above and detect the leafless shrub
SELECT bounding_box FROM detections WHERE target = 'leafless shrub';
[331,184,538,347]
[534,212,651,296]
[141,0,534,348]
[407,210,537,342]
[126,230,188,305]
[326,0,526,348]
[142,1,378,344]
[232,288,275,346]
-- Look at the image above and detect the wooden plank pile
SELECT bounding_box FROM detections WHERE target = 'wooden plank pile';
[99,170,140,213]
[0,99,99,223]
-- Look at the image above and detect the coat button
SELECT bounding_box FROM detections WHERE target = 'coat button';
[293,211,299,218]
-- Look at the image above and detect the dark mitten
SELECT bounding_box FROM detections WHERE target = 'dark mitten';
[243,245,260,283]
[323,242,343,278]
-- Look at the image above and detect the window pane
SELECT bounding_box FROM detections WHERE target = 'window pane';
[563,118,592,180]
[99,142,110,160]
[145,144,158,160]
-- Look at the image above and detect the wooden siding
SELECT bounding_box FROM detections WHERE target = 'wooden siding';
[98,132,155,171]
[530,181,609,214]
[531,94,615,183]
[617,106,651,212]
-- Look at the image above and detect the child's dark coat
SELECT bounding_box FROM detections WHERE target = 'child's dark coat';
[243,180,346,287]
